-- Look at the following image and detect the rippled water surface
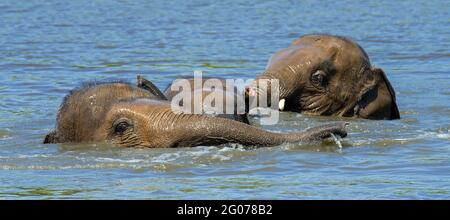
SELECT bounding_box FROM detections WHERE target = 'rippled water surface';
[1,0,449,199]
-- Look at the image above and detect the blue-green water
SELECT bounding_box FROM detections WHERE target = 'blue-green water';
[0,0,449,199]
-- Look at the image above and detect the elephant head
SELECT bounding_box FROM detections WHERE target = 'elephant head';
[246,34,400,120]
[44,82,348,148]
[161,76,249,124]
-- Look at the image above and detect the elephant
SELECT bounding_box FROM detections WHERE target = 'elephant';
[245,34,400,120]
[43,81,348,148]
[137,75,250,124]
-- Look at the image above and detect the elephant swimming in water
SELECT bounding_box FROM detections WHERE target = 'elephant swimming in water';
[159,76,250,124]
[44,81,348,148]
[245,34,400,120]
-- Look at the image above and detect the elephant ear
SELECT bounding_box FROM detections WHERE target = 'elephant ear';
[136,75,168,100]
[43,130,59,144]
[355,68,400,120]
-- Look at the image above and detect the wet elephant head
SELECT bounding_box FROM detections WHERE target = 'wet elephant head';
[44,82,348,148]
[246,34,400,120]
[162,77,249,124]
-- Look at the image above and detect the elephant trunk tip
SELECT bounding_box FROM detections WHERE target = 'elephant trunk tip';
[298,121,350,142]
[330,121,349,138]
[337,122,349,138]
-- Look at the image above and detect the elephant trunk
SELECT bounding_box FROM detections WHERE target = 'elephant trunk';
[172,113,348,147]
[245,70,295,111]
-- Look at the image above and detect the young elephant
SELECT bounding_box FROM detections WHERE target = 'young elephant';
[246,34,400,120]
[161,76,250,124]
[44,82,348,148]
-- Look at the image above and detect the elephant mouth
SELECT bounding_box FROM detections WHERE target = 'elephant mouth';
[245,75,295,113]
[244,85,281,112]
[244,79,354,117]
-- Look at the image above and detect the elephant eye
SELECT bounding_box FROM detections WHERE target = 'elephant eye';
[311,70,327,88]
[113,120,131,134]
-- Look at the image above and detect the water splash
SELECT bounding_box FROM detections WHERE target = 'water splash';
[331,133,343,152]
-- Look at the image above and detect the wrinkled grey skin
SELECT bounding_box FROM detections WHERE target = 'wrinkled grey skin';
[44,82,348,148]
[246,34,400,120]
[161,77,249,124]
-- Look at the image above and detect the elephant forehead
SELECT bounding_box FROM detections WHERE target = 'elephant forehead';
[293,35,348,47]
[301,42,369,77]
[292,35,368,62]
[75,83,156,107]
[268,46,326,70]
[114,99,170,109]
[63,84,159,119]
[109,99,172,116]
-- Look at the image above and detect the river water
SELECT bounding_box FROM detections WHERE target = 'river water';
[0,0,449,199]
